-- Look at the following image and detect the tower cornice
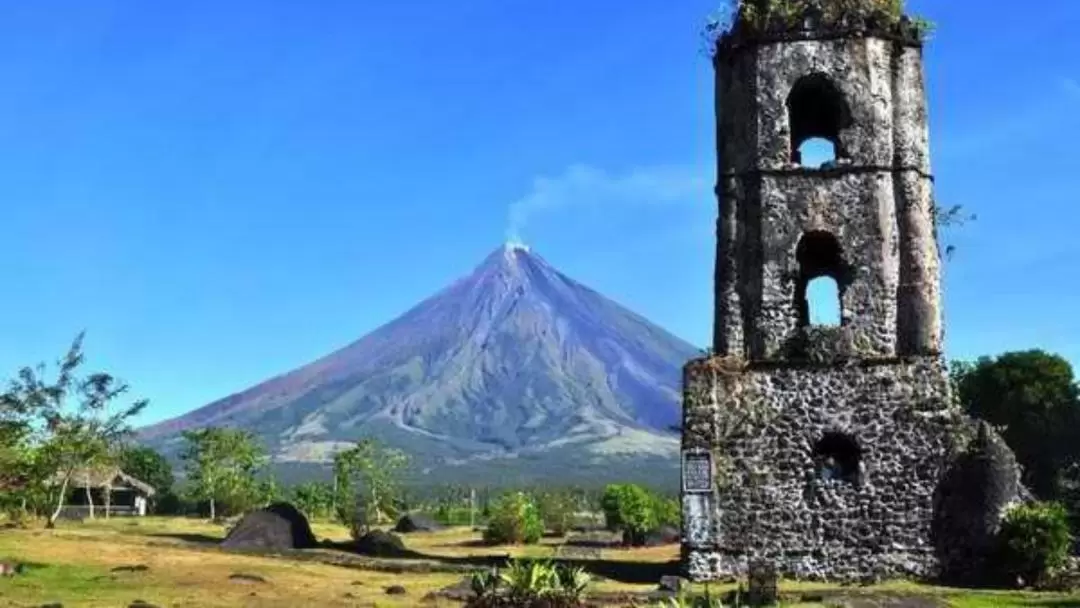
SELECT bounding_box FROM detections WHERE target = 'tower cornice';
[715,27,923,62]
[717,165,935,183]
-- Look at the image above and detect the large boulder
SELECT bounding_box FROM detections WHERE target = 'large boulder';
[221,502,318,551]
[353,530,408,557]
[932,420,1027,585]
[394,513,444,534]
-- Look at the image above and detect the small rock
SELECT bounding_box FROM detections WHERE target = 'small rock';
[38,604,63,608]
[229,573,268,584]
[351,580,365,586]
[343,592,355,599]
[658,575,687,593]
[385,585,407,595]
[128,601,161,608]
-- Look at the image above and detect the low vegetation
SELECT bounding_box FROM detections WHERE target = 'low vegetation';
[702,0,936,55]
[484,491,545,545]
[997,502,1074,587]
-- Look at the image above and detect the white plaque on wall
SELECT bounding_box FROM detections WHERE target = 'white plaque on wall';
[682,450,714,493]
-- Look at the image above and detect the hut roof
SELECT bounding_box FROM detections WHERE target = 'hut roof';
[50,466,156,496]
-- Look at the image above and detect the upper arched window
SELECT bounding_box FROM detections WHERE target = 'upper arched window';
[786,73,852,167]
[795,231,852,327]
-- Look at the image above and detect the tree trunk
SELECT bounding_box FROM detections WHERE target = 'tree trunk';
[86,484,95,520]
[105,486,112,520]
[210,497,216,521]
[48,474,71,528]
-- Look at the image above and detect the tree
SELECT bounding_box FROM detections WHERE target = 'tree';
[180,427,267,520]
[0,333,148,526]
[289,481,335,520]
[118,445,174,510]
[333,437,408,535]
[953,350,1080,500]
[600,483,664,546]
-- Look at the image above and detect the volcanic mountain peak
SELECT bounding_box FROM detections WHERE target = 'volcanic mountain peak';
[139,244,697,484]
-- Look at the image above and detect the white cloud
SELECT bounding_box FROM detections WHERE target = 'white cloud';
[505,164,711,243]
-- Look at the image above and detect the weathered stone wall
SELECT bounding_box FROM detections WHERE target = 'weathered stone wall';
[712,35,942,361]
[682,356,963,582]
[687,21,973,585]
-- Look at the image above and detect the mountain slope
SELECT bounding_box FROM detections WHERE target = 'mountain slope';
[139,245,698,484]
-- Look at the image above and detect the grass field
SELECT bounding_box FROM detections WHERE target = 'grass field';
[0,516,1078,607]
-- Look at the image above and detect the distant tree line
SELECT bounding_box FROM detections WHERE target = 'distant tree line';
[4,335,1078,552]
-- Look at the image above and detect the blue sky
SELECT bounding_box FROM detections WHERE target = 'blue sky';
[0,0,1077,427]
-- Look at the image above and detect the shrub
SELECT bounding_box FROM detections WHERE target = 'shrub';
[654,495,681,528]
[601,484,660,546]
[536,491,575,537]
[997,501,1073,586]
[483,492,544,545]
[465,559,591,608]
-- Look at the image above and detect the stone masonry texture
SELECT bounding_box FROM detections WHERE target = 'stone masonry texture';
[680,8,1021,583]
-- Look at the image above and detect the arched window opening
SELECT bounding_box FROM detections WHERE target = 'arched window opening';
[806,276,841,326]
[813,432,862,484]
[796,137,837,169]
[786,73,852,166]
[795,231,851,327]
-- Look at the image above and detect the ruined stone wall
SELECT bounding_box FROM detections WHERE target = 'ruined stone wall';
[682,356,963,582]
[711,35,942,359]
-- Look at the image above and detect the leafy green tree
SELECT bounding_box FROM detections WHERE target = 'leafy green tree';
[118,445,174,508]
[652,494,681,529]
[953,351,1080,500]
[0,334,148,526]
[254,475,281,507]
[289,481,335,520]
[333,437,409,535]
[600,483,662,546]
[180,427,267,520]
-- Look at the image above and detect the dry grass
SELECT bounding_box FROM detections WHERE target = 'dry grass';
[1,516,1079,607]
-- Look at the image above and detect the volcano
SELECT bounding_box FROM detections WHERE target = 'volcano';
[139,245,699,486]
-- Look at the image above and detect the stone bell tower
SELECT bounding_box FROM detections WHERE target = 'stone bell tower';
[681,1,961,581]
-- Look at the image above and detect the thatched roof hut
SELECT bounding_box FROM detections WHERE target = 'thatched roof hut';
[50,466,156,497]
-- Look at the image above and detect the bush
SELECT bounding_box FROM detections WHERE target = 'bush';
[465,558,591,608]
[653,495,680,528]
[483,492,544,545]
[601,484,660,546]
[536,491,575,537]
[997,501,1073,586]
